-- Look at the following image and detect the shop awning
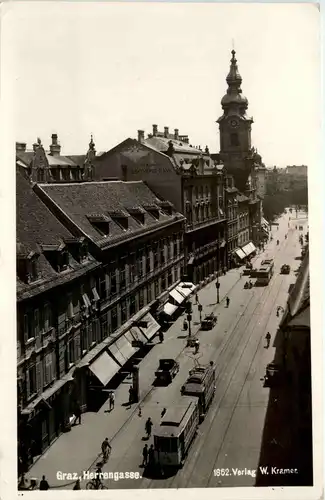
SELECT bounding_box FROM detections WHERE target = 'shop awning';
[115,334,137,362]
[129,326,148,345]
[138,313,161,341]
[108,343,127,366]
[169,288,186,305]
[242,242,257,256]
[261,217,270,230]
[235,248,246,260]
[176,281,196,298]
[163,302,178,316]
[89,351,120,386]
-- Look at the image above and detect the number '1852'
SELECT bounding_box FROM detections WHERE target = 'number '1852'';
[214,468,230,476]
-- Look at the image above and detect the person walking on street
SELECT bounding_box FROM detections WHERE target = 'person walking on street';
[101,437,112,461]
[148,444,155,468]
[39,475,49,490]
[265,332,271,348]
[195,293,199,304]
[226,296,230,308]
[194,339,200,354]
[183,319,188,331]
[128,386,133,407]
[223,267,227,276]
[142,444,148,467]
[75,402,81,425]
[159,331,164,343]
[161,407,167,418]
[109,391,115,411]
[145,417,153,439]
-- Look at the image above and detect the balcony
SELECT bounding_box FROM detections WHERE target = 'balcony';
[186,216,226,233]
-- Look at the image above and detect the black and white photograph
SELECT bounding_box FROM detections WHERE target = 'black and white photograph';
[0,1,322,498]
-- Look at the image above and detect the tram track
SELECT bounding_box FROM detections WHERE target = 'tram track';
[141,271,285,489]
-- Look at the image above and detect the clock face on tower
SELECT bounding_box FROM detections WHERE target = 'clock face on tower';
[230,119,239,128]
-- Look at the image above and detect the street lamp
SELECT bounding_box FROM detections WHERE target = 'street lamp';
[185,301,192,342]
[216,279,220,304]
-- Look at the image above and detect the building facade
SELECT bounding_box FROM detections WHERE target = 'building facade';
[17,173,187,472]
[92,126,227,285]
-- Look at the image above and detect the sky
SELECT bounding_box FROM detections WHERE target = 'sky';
[2,2,321,169]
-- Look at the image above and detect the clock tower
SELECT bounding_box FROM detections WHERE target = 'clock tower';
[217,50,254,192]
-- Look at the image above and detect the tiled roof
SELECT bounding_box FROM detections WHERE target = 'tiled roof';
[66,155,86,168]
[17,150,79,168]
[144,136,207,155]
[37,181,184,248]
[16,170,99,301]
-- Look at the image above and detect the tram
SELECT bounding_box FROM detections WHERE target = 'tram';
[153,397,199,468]
[181,364,216,421]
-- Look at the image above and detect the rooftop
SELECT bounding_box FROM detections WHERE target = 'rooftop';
[37,181,184,248]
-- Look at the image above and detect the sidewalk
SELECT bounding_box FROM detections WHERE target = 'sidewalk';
[25,269,243,489]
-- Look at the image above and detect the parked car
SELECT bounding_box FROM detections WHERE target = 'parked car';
[201,313,217,331]
[155,359,179,383]
[280,264,290,274]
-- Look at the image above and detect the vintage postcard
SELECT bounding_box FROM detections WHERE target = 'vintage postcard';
[0,2,322,499]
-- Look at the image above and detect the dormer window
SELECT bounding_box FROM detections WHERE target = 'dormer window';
[108,210,129,230]
[59,250,69,271]
[157,200,173,216]
[87,214,111,236]
[128,207,145,225]
[17,252,40,284]
[143,204,160,220]
[80,242,88,262]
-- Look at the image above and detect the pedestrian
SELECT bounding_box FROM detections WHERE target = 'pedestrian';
[226,296,230,308]
[223,267,226,276]
[142,444,148,467]
[138,406,142,417]
[183,319,188,331]
[101,437,112,461]
[194,339,200,354]
[145,417,153,439]
[265,332,271,348]
[159,331,164,343]
[195,293,199,304]
[73,479,81,490]
[161,408,167,418]
[75,402,81,425]
[148,444,155,467]
[39,475,49,490]
[128,386,133,407]
[109,391,115,410]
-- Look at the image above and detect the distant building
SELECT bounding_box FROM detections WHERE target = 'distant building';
[285,165,308,177]
[92,127,227,284]
[16,134,94,183]
[265,165,308,193]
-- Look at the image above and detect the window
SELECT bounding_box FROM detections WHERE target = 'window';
[29,257,39,282]
[23,313,31,341]
[153,246,159,268]
[110,269,117,295]
[168,269,173,287]
[34,309,40,336]
[129,263,135,284]
[68,338,75,365]
[167,238,171,261]
[147,285,152,303]
[130,295,136,316]
[146,248,151,274]
[121,300,127,323]
[43,353,53,386]
[139,289,144,309]
[59,250,69,271]
[99,274,107,299]
[44,304,51,331]
[230,133,239,147]
[173,236,178,257]
[67,294,73,319]
[101,313,109,340]
[119,263,126,291]
[154,280,159,298]
[27,364,37,398]
[160,242,166,265]
[137,251,144,278]
[111,307,118,332]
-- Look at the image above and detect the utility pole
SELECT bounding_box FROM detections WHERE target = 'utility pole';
[216,279,220,304]
[186,301,192,340]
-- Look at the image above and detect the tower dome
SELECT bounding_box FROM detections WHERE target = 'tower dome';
[220,50,248,111]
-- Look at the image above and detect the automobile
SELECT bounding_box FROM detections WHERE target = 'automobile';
[155,359,179,383]
[280,264,290,274]
[201,313,217,331]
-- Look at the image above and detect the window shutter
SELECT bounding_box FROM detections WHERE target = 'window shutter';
[36,361,42,393]
[75,333,81,360]
[26,369,30,399]
[59,343,66,377]
[23,314,29,343]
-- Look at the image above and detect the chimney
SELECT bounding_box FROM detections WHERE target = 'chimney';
[164,126,169,138]
[174,129,179,140]
[152,124,158,137]
[49,133,61,156]
[16,142,27,153]
[138,130,145,143]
